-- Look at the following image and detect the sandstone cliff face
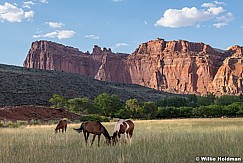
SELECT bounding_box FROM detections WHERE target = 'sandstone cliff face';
[127,39,225,94]
[23,39,243,95]
[24,41,130,83]
[208,46,243,95]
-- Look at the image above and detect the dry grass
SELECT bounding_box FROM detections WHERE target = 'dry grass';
[0,118,243,163]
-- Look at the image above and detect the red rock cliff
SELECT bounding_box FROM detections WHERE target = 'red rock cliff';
[23,40,131,83]
[23,39,243,95]
[127,38,226,94]
[208,46,243,95]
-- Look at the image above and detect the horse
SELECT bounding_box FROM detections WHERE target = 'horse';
[111,119,134,145]
[73,121,111,146]
[55,119,67,133]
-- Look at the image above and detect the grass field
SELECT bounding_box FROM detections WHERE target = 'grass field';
[0,118,243,163]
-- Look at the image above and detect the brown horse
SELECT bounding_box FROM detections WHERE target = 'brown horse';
[74,121,111,146]
[112,119,134,145]
[55,119,67,133]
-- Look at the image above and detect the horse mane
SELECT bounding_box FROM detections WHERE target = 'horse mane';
[101,124,111,139]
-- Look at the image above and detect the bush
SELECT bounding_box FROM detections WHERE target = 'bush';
[4,121,18,128]
[0,121,4,127]
[214,95,240,106]
[16,120,28,127]
[178,107,193,118]
[80,114,110,122]
[29,119,42,125]
[223,102,243,116]
[114,109,131,119]
[156,106,180,119]
[157,96,188,107]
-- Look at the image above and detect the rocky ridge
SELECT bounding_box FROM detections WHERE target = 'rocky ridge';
[23,39,243,95]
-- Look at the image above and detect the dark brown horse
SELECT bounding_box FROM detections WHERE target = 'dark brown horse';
[55,119,67,133]
[74,121,111,146]
[112,119,134,145]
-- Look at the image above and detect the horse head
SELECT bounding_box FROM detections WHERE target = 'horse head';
[54,128,58,134]
[111,132,119,145]
[106,136,112,146]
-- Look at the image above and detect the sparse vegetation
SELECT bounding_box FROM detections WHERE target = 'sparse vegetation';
[0,64,170,107]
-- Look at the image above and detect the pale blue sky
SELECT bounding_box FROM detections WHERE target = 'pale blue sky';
[0,0,242,66]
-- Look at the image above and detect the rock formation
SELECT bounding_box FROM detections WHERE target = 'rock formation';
[208,46,243,95]
[23,39,243,95]
[24,41,130,83]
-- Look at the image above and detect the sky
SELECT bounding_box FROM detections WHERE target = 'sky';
[0,0,242,66]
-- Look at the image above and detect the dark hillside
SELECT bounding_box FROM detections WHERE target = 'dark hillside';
[0,64,171,107]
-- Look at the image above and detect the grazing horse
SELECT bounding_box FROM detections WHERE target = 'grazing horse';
[112,119,134,145]
[73,121,111,146]
[55,119,67,133]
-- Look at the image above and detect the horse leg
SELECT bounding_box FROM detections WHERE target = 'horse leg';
[87,133,90,145]
[91,134,96,146]
[83,131,88,146]
[62,127,64,133]
[124,133,128,144]
[129,131,133,144]
[127,132,131,144]
[98,134,101,147]
[65,126,67,132]
[118,133,121,145]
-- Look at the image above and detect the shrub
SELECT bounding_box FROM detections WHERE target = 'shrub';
[29,119,42,125]
[157,96,188,107]
[178,107,193,118]
[16,120,28,127]
[0,121,4,128]
[114,109,131,119]
[223,102,243,116]
[214,95,240,106]
[5,121,18,128]
[156,106,179,119]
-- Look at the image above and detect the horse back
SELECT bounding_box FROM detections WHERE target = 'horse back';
[83,121,104,134]
[125,120,134,131]
[56,119,67,129]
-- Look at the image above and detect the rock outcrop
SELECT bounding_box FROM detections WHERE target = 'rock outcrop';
[23,39,243,95]
[127,39,227,94]
[24,41,130,83]
[208,46,243,95]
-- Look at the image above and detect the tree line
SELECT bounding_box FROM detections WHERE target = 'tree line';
[49,93,243,119]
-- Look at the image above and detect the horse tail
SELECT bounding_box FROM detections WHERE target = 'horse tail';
[73,123,84,133]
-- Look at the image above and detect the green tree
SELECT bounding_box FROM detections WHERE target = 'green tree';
[156,106,179,118]
[94,93,121,118]
[143,101,157,119]
[197,94,215,106]
[156,96,187,107]
[68,97,92,113]
[192,105,222,117]
[125,99,143,118]
[187,94,198,107]
[223,102,243,116]
[178,107,193,118]
[214,95,240,106]
[49,94,67,109]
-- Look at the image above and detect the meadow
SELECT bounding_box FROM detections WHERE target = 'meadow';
[0,118,243,163]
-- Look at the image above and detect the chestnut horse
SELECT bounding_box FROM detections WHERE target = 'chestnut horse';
[74,121,111,146]
[55,119,67,133]
[112,119,134,145]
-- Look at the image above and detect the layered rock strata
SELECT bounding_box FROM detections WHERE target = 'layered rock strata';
[23,39,243,95]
